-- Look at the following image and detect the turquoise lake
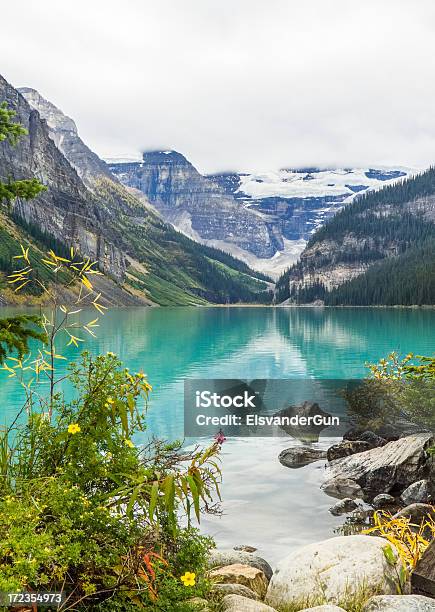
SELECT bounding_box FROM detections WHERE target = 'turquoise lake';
[1,306,434,562]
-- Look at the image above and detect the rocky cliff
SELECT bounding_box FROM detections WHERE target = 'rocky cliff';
[109,152,280,259]
[18,87,114,188]
[0,76,130,285]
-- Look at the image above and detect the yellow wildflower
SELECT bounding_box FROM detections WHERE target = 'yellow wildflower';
[68,423,81,434]
[180,572,196,587]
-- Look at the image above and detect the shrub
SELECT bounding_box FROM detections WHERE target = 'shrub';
[0,353,221,610]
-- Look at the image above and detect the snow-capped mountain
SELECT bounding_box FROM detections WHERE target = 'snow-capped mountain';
[205,166,419,276]
[109,155,419,278]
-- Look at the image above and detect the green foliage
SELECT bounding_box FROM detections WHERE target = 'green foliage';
[0,315,46,364]
[0,101,27,144]
[326,240,435,305]
[346,352,435,432]
[0,176,45,204]
[0,353,220,610]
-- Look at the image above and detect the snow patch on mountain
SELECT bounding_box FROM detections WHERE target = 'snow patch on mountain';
[236,166,420,201]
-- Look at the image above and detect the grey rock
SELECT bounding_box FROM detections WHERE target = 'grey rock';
[265,535,406,609]
[279,446,327,469]
[327,440,372,462]
[213,583,258,600]
[373,494,396,509]
[393,503,435,522]
[221,595,277,611]
[401,480,430,505]
[329,497,359,516]
[208,550,273,581]
[362,594,435,611]
[325,434,435,499]
[321,477,364,500]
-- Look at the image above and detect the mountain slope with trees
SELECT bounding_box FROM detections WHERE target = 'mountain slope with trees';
[276,167,435,305]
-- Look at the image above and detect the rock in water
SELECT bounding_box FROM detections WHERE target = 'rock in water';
[209,564,268,599]
[361,594,435,611]
[372,494,396,509]
[221,595,278,611]
[274,401,333,441]
[279,446,327,468]
[208,550,273,581]
[321,477,364,499]
[265,535,405,609]
[325,433,434,498]
[329,498,359,516]
[327,440,372,462]
[401,480,430,505]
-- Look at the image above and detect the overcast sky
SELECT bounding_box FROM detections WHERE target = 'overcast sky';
[2,1,435,173]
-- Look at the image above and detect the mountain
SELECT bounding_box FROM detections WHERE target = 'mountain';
[110,157,415,278]
[0,77,270,306]
[276,167,435,305]
[108,151,279,259]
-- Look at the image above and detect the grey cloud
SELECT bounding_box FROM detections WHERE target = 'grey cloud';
[2,0,435,173]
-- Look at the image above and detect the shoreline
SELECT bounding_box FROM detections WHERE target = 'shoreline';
[1,301,434,310]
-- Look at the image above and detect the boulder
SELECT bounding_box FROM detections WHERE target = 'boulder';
[209,564,268,599]
[208,550,273,581]
[393,503,435,522]
[274,401,333,441]
[279,446,327,468]
[412,540,435,598]
[329,498,359,516]
[361,594,435,611]
[212,583,258,600]
[327,440,372,462]
[321,477,364,499]
[372,494,396,509]
[401,480,430,505]
[221,595,277,611]
[325,433,434,499]
[299,607,348,612]
[265,535,405,609]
